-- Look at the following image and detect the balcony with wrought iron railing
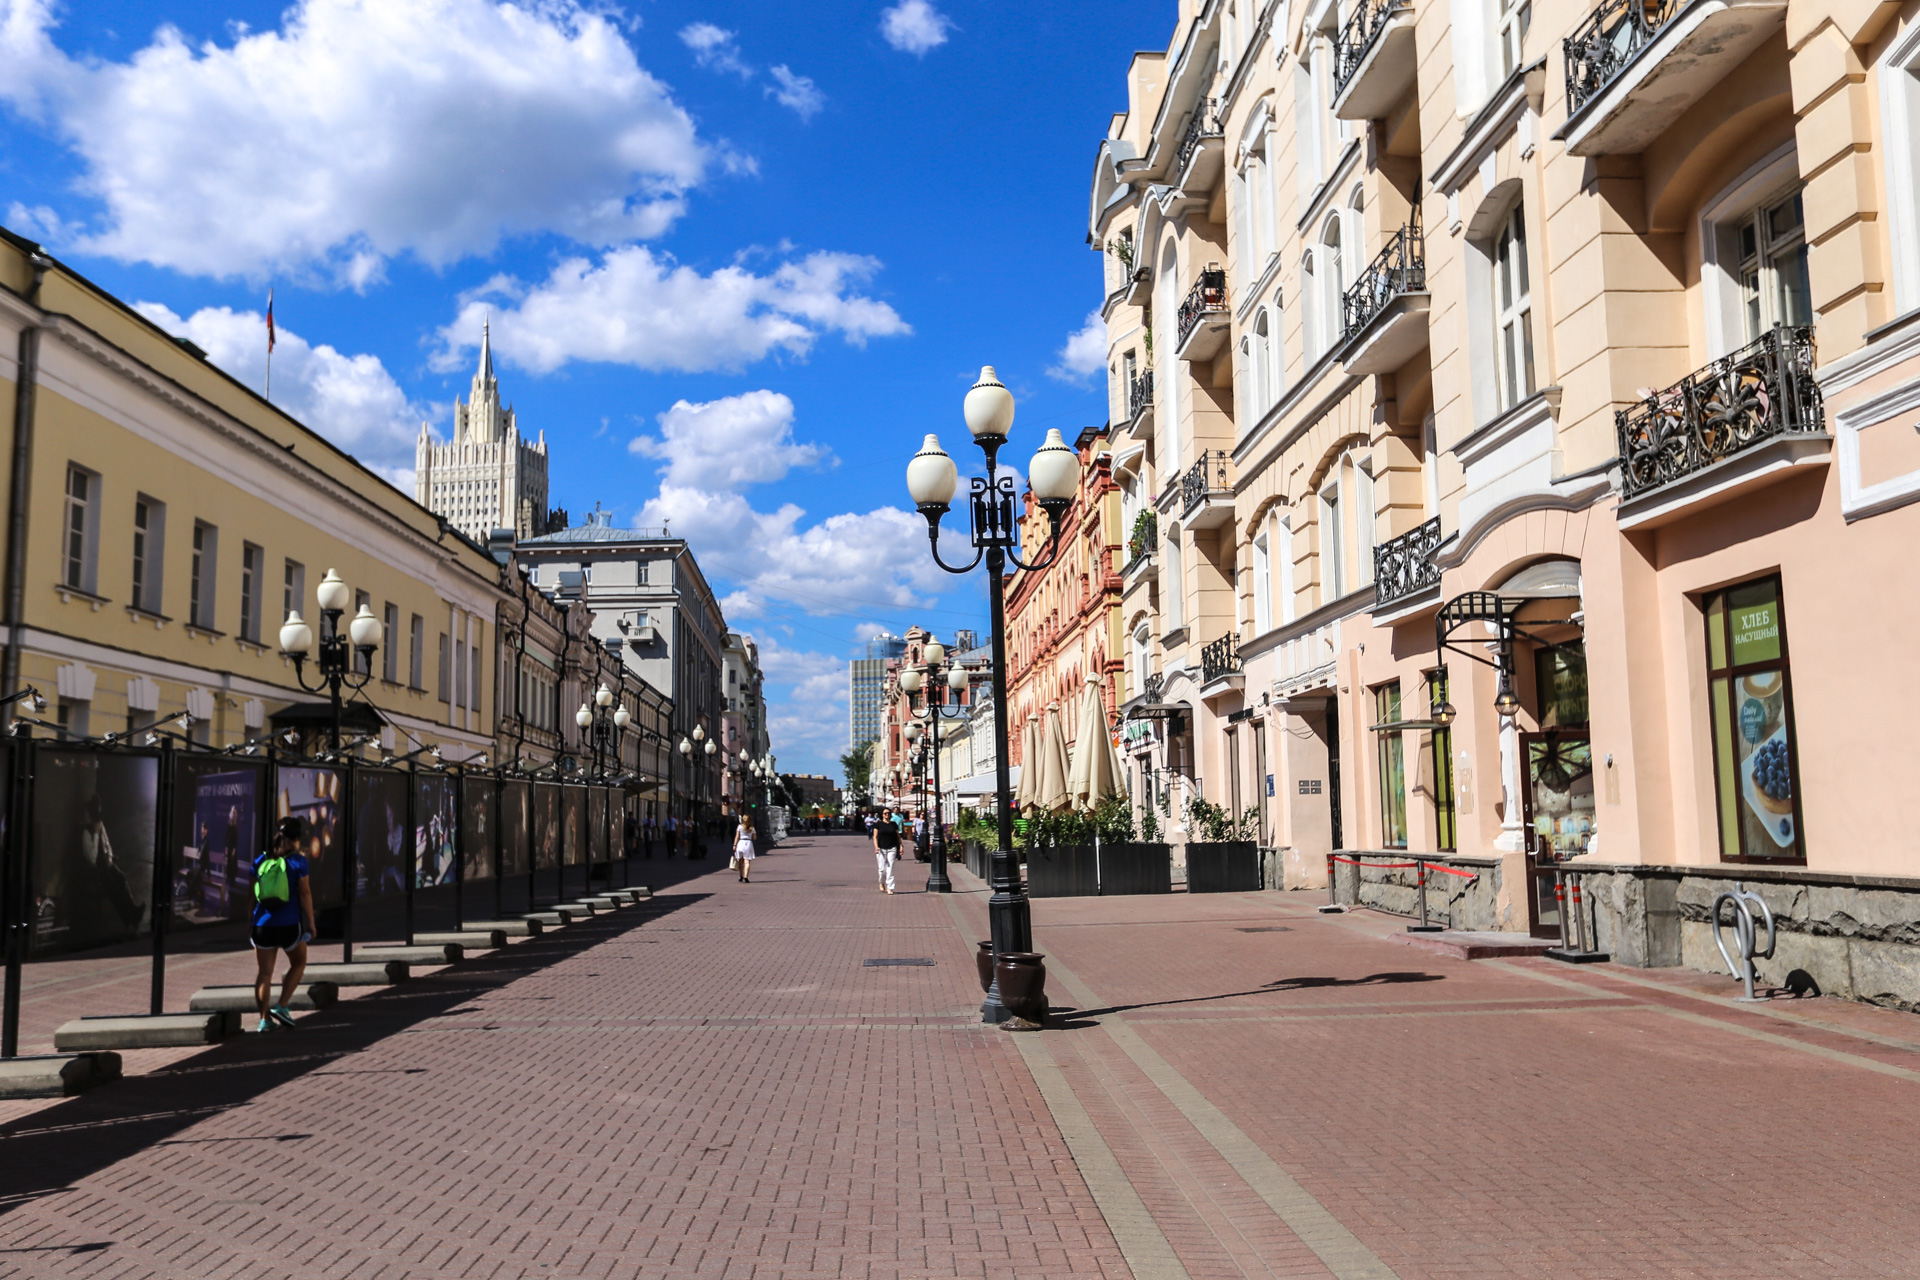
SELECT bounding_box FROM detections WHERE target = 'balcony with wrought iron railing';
[1615,324,1828,525]
[1560,0,1787,156]
[1336,224,1430,375]
[1179,450,1234,529]
[1128,369,1154,423]
[1332,0,1417,120]
[1173,98,1225,190]
[1201,633,1242,689]
[1176,267,1230,362]
[1123,510,1158,583]
[1372,516,1444,613]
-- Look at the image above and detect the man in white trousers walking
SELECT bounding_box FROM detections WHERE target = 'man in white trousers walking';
[871,807,900,894]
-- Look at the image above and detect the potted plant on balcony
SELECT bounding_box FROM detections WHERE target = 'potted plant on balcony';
[1127,510,1157,567]
[1183,796,1262,892]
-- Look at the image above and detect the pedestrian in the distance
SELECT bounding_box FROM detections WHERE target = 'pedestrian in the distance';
[733,815,757,882]
[252,816,315,1033]
[872,807,900,894]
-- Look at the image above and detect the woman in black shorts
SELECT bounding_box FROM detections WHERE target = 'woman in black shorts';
[251,817,316,1032]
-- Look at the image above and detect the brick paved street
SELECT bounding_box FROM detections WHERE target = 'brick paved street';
[4,833,1920,1278]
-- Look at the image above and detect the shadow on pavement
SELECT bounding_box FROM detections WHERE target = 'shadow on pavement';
[1051,970,1446,1026]
[0,891,710,1215]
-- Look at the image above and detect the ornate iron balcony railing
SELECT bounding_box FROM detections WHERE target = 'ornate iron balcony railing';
[1341,223,1426,340]
[1564,0,1680,118]
[1177,268,1228,349]
[1616,324,1824,501]
[1201,634,1241,686]
[1372,515,1444,609]
[1141,671,1165,704]
[1126,510,1158,564]
[1174,98,1224,177]
[1128,369,1154,420]
[1180,450,1232,515]
[1334,0,1412,100]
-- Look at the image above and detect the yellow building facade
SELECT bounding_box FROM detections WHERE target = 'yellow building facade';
[1,229,506,757]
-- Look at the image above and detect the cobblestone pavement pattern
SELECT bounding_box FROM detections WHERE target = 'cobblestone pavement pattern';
[3,833,1920,1278]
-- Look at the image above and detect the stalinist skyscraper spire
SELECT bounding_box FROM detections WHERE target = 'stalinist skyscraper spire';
[415,321,564,540]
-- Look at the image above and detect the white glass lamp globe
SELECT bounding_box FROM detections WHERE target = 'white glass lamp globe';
[348,604,383,648]
[1029,429,1080,502]
[705,740,716,756]
[905,722,922,742]
[316,569,351,614]
[963,366,1015,442]
[906,435,959,508]
[614,706,631,728]
[576,705,593,729]
[900,668,924,693]
[595,683,613,708]
[948,667,968,691]
[279,611,313,655]
[924,641,946,665]
[693,724,705,742]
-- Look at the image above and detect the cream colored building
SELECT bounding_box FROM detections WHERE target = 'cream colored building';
[1,228,505,758]
[1093,0,1920,1002]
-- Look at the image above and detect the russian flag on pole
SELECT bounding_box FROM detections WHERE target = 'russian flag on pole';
[265,288,276,353]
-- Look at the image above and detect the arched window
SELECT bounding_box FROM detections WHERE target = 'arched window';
[1302,249,1321,359]
[1251,309,1272,413]
[1164,532,1184,632]
[1156,239,1183,469]
[1266,298,1287,403]
[1322,214,1346,347]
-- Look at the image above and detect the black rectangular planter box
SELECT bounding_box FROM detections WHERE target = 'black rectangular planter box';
[1026,844,1098,897]
[1099,842,1173,896]
[1186,841,1261,892]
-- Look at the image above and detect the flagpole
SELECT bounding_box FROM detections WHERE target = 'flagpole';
[265,287,275,402]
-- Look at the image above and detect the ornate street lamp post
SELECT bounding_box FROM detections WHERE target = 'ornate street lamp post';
[279,567,384,750]
[575,682,631,780]
[900,639,965,893]
[904,367,1081,1022]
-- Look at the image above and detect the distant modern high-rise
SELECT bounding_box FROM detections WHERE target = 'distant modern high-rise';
[415,322,564,541]
[850,631,907,753]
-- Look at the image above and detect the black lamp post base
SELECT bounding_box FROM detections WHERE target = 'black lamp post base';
[925,862,952,893]
[980,984,1014,1024]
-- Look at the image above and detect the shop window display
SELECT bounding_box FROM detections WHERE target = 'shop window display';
[1704,577,1804,862]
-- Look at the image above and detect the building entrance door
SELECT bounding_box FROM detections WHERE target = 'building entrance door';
[1521,731,1595,937]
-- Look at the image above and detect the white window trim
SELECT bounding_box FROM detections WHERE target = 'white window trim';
[1880,23,1920,312]
[1699,142,1801,360]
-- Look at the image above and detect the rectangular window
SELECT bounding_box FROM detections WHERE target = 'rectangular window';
[1704,577,1803,862]
[1738,192,1813,341]
[383,604,400,682]
[1374,683,1408,848]
[637,560,649,585]
[1252,534,1272,633]
[1498,0,1531,77]
[1322,488,1345,602]
[63,465,98,593]
[469,626,481,710]
[1356,467,1377,585]
[283,559,305,626]
[1427,668,1457,852]
[190,522,217,629]
[454,638,466,709]
[438,632,451,703]
[131,495,165,614]
[239,543,262,642]
[410,615,425,688]
[1495,205,1536,412]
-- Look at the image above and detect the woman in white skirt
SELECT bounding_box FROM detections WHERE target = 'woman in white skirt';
[733,815,757,882]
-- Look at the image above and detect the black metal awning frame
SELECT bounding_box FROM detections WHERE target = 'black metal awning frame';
[1434,590,1586,681]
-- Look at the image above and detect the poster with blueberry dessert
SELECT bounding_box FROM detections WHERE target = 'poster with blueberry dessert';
[1735,670,1798,852]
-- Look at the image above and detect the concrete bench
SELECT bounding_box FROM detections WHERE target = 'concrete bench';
[54,1012,233,1052]
[554,901,606,916]
[304,960,409,986]
[359,943,463,964]
[189,982,340,1013]
[0,1052,121,1099]
[523,910,566,927]
[464,918,541,937]
[599,889,640,904]
[416,929,508,950]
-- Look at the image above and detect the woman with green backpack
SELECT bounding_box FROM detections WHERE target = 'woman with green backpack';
[251,816,316,1032]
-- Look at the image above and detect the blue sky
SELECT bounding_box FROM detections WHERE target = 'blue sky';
[0,0,1165,778]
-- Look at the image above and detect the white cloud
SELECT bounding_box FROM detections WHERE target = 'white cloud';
[767,65,825,120]
[438,246,909,374]
[757,637,856,766]
[1048,310,1107,384]
[629,390,832,491]
[134,301,425,490]
[679,22,751,77]
[0,0,710,283]
[880,0,952,54]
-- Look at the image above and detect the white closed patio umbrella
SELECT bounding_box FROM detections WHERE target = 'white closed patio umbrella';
[1036,702,1072,814]
[1068,677,1127,810]
[1014,711,1041,811]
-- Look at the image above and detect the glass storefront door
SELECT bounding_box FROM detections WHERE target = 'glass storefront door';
[1522,731,1595,937]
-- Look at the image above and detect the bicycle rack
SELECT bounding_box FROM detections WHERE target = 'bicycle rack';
[1710,881,1776,1002]
[1544,865,1610,964]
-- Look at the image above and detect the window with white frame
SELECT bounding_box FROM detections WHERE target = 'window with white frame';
[383,603,400,682]
[132,495,165,615]
[190,521,217,629]
[1321,484,1344,603]
[1252,310,1273,413]
[1253,532,1273,633]
[283,558,304,626]
[1882,30,1920,310]
[1302,249,1323,359]
[239,543,262,643]
[1157,239,1183,469]
[63,465,99,595]
[1498,0,1531,78]
[1355,464,1377,585]
[1322,214,1346,346]
[1164,533,1184,631]
[1133,624,1152,696]
[1735,191,1811,341]
[1493,203,1536,412]
[1276,517,1297,625]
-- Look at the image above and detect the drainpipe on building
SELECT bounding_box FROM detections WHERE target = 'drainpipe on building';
[2,250,51,727]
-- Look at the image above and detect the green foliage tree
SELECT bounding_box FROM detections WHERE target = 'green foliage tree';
[840,740,875,805]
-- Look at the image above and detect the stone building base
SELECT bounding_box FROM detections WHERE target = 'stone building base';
[1321,853,1507,932]
[1570,862,1920,1013]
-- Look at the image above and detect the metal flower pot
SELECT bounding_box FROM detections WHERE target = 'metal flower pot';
[992,952,1049,1023]
[975,940,995,993]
